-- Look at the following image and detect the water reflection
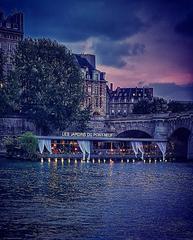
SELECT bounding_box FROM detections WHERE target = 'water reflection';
[0,158,193,240]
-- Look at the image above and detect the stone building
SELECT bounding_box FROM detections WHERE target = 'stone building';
[75,54,107,117]
[0,10,23,73]
[107,86,153,117]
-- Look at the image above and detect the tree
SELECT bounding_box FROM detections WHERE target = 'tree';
[151,97,168,113]
[19,132,38,159]
[133,97,168,114]
[133,99,152,114]
[0,49,11,114]
[168,101,193,113]
[0,49,4,83]
[5,38,90,133]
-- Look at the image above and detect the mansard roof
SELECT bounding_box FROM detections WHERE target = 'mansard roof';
[108,87,153,100]
[74,54,94,70]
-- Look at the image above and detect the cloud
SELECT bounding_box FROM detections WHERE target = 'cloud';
[92,39,145,67]
[0,0,147,42]
[175,12,193,37]
[1,0,193,100]
[148,83,193,101]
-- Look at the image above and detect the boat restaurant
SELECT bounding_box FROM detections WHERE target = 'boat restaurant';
[37,131,170,162]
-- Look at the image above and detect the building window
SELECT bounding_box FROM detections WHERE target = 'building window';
[96,97,99,107]
[95,85,98,95]
[6,22,11,28]
[13,23,18,29]
[100,97,102,108]
[88,98,91,106]
[100,84,103,95]
[95,74,98,80]
[88,86,91,93]
[8,43,12,52]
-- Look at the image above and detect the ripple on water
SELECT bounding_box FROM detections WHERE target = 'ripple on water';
[0,158,193,240]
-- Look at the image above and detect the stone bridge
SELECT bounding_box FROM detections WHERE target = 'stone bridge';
[1,112,193,160]
[90,111,193,160]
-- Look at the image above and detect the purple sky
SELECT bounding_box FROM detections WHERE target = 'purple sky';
[1,0,193,100]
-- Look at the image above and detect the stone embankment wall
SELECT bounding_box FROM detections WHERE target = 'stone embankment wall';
[0,116,36,151]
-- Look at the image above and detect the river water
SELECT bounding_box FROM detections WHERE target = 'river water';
[0,158,193,240]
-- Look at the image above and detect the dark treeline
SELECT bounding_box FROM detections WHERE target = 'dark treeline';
[0,38,90,133]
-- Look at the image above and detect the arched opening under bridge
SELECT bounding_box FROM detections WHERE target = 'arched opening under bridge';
[168,128,191,160]
[117,130,152,139]
[116,130,158,158]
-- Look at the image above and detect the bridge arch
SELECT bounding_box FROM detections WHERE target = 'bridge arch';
[117,129,152,138]
[114,122,154,138]
[168,127,191,160]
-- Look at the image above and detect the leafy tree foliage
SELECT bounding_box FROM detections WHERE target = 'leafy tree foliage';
[5,38,90,133]
[133,97,168,114]
[0,49,11,114]
[19,132,38,159]
[151,97,168,113]
[3,132,38,160]
[132,99,152,114]
[0,49,4,82]
[168,101,193,113]
[133,98,193,114]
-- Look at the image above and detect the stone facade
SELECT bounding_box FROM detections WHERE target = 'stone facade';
[0,10,23,74]
[75,54,107,117]
[107,86,153,117]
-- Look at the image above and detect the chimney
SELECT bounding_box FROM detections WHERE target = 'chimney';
[110,83,113,91]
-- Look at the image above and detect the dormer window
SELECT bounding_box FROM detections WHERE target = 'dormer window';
[13,23,18,29]
[94,74,98,80]
[6,22,11,28]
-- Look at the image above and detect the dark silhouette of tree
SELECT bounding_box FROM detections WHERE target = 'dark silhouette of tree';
[168,101,193,113]
[133,97,168,114]
[4,38,90,133]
